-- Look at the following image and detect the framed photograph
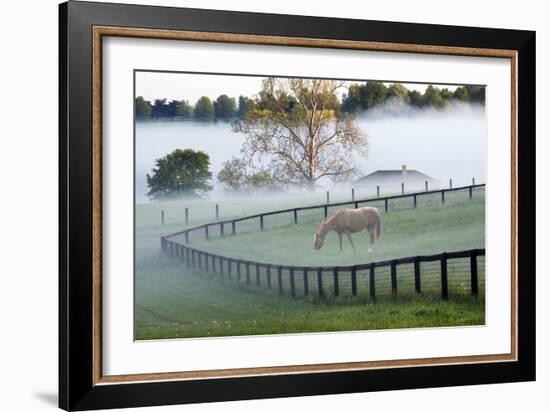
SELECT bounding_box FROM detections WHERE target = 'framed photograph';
[59,1,535,410]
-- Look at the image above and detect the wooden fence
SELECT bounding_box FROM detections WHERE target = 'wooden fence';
[161,238,484,301]
[160,183,485,301]
[164,183,485,242]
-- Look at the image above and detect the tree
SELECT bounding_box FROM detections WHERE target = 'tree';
[232,78,367,189]
[407,90,424,107]
[176,100,193,118]
[146,149,213,200]
[423,85,447,108]
[193,96,214,121]
[135,96,152,119]
[453,86,470,102]
[237,95,255,119]
[465,86,485,104]
[386,83,410,103]
[214,94,237,120]
[217,157,280,193]
[151,98,168,118]
[217,157,248,191]
[342,82,388,112]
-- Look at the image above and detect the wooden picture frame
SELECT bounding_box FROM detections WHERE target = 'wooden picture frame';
[59,1,535,410]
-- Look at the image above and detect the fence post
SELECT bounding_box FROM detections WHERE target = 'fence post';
[354,201,358,209]
[231,221,236,236]
[324,205,328,218]
[414,257,421,293]
[469,186,473,199]
[303,269,309,296]
[256,264,261,286]
[413,194,417,209]
[161,210,165,226]
[470,250,479,298]
[205,253,209,272]
[185,208,189,225]
[401,182,405,195]
[472,177,476,186]
[237,261,242,281]
[191,250,196,268]
[215,204,219,220]
[260,215,264,231]
[245,262,250,284]
[228,259,232,279]
[267,265,272,289]
[441,252,449,300]
[212,255,216,273]
[186,248,190,269]
[317,268,324,298]
[293,209,298,224]
[185,231,189,244]
[352,188,355,202]
[219,257,224,278]
[160,237,165,253]
[391,261,397,298]
[384,198,388,213]
[326,191,330,204]
[449,179,453,189]
[425,181,428,192]
[290,269,296,297]
[351,267,357,296]
[204,225,209,241]
[441,190,445,204]
[220,223,224,237]
[333,268,339,297]
[377,185,380,198]
[369,263,376,301]
[277,267,283,295]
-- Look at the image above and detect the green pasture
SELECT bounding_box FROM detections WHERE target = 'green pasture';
[135,187,485,340]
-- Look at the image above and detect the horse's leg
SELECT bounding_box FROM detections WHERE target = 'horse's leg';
[345,232,356,253]
[338,232,343,251]
[368,229,376,252]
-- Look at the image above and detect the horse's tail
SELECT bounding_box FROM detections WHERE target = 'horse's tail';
[376,214,381,240]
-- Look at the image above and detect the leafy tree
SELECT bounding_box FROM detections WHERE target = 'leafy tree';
[166,100,180,118]
[233,78,367,189]
[423,85,447,108]
[237,95,255,119]
[146,149,213,200]
[151,98,168,118]
[440,88,453,100]
[217,157,280,193]
[213,94,237,120]
[465,86,485,104]
[217,157,248,191]
[135,96,152,119]
[386,83,410,103]
[194,96,215,121]
[342,82,388,112]
[453,86,470,102]
[176,100,193,118]
[407,90,424,107]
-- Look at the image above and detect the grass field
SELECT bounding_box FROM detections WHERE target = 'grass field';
[135,187,485,340]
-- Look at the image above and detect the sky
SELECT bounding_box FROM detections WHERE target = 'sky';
[135,71,460,104]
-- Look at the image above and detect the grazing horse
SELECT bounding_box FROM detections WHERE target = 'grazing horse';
[313,207,381,252]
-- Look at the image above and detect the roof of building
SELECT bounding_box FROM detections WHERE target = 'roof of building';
[354,169,440,185]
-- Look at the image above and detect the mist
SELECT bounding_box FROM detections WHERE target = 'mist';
[135,102,485,202]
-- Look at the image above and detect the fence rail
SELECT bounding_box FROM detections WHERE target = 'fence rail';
[160,183,485,301]
[164,183,485,241]
[161,235,484,301]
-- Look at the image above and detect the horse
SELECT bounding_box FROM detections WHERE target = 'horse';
[313,207,381,252]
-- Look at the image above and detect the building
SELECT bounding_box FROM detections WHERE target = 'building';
[353,165,441,194]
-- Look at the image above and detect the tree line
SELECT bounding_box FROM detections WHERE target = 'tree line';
[136,82,485,121]
[145,79,485,200]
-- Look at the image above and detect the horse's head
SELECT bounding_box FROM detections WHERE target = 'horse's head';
[313,233,324,250]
